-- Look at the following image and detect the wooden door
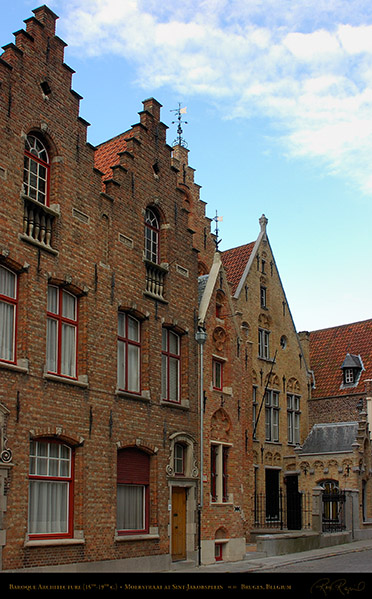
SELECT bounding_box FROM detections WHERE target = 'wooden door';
[171,487,186,561]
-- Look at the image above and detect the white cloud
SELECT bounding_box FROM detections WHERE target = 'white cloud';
[58,0,372,196]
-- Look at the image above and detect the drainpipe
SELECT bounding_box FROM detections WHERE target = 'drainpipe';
[195,327,207,566]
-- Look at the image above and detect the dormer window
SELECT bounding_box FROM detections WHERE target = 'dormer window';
[341,353,364,388]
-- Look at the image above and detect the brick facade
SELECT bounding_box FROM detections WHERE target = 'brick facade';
[0,6,209,571]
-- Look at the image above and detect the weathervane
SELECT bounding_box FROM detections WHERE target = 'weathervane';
[213,211,223,251]
[171,103,188,148]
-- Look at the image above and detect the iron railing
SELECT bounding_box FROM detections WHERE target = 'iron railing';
[322,489,346,532]
[253,490,312,530]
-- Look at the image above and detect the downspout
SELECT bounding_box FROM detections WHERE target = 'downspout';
[195,327,207,566]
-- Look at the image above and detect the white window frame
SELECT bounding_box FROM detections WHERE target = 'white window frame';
[265,390,279,442]
[258,328,270,359]
[287,394,300,445]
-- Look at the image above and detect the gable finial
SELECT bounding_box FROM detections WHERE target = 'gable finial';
[171,103,188,148]
[259,214,268,233]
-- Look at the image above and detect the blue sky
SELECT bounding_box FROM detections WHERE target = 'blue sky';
[2,0,372,332]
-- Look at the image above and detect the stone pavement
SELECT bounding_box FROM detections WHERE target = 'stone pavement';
[170,537,372,573]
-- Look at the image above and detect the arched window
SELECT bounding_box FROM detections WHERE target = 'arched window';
[0,265,17,363]
[144,207,159,263]
[23,134,49,205]
[28,439,73,538]
[117,447,150,534]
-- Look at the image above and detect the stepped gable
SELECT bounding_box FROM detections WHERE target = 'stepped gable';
[310,319,372,398]
[221,242,255,294]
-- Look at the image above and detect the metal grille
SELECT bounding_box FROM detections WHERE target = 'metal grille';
[253,490,312,530]
[322,489,346,532]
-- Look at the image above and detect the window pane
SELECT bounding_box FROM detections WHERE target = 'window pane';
[169,331,179,355]
[0,302,15,361]
[117,339,126,389]
[61,323,76,377]
[169,356,179,401]
[161,354,167,398]
[127,316,139,342]
[127,344,140,392]
[162,328,167,351]
[0,266,16,298]
[29,480,68,534]
[62,291,76,321]
[117,485,144,530]
[47,286,58,314]
[46,317,57,372]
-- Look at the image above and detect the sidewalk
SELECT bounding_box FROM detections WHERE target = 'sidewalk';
[171,537,372,573]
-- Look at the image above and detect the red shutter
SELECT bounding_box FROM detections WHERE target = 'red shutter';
[117,448,150,484]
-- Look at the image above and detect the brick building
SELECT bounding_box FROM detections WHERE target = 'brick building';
[221,215,312,534]
[296,321,372,529]
[197,250,252,564]
[0,5,215,571]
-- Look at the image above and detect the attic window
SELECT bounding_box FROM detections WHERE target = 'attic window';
[340,353,363,388]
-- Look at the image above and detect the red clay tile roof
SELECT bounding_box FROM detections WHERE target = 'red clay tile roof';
[94,130,133,181]
[221,242,255,294]
[309,319,372,399]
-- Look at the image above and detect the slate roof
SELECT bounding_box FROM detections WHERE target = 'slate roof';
[221,242,255,295]
[299,422,359,455]
[309,319,372,399]
[94,130,133,180]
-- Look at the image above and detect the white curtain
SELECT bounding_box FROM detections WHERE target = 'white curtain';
[0,301,14,361]
[28,480,68,534]
[46,317,57,372]
[61,323,76,377]
[117,485,144,530]
[0,266,16,361]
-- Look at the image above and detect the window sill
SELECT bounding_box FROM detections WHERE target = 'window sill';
[43,372,89,388]
[115,389,150,402]
[160,399,189,410]
[0,359,29,374]
[19,233,59,256]
[258,356,276,363]
[115,533,160,543]
[25,537,85,548]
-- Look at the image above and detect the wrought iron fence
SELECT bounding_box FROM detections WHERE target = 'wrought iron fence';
[253,490,312,530]
[322,489,346,532]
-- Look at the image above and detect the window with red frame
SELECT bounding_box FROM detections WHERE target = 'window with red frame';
[0,265,17,363]
[117,448,150,534]
[144,207,160,264]
[23,134,50,205]
[117,312,141,394]
[46,285,78,378]
[161,328,180,403]
[212,359,223,390]
[28,439,73,538]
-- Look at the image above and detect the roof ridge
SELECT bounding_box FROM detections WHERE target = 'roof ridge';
[311,318,372,334]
